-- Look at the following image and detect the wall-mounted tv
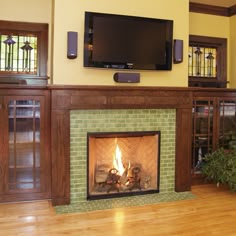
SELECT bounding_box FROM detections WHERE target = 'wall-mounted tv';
[84,12,173,71]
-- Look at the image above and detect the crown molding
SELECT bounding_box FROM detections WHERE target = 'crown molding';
[229,4,236,16]
[189,3,236,17]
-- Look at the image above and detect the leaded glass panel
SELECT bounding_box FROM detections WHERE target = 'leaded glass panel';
[0,34,38,74]
[188,46,217,77]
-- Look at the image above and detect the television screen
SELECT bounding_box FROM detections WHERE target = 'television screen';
[84,12,173,70]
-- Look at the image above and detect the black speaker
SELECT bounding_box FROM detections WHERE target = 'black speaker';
[67,31,78,59]
[113,72,140,83]
[173,39,183,64]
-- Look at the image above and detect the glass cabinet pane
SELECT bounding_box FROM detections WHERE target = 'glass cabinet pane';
[8,99,41,191]
[192,100,214,173]
[219,101,236,149]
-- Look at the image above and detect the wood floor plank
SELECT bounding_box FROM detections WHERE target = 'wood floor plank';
[0,184,236,235]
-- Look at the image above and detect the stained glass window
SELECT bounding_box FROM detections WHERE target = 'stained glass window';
[0,21,48,84]
[188,46,217,77]
[0,34,38,74]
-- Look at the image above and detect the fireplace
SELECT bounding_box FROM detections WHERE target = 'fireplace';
[51,86,193,211]
[87,131,160,200]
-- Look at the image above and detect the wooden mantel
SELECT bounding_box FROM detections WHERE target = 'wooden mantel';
[49,85,194,109]
[49,85,194,206]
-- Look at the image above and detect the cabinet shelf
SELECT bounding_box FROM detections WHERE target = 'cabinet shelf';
[9,166,40,169]
[8,106,40,109]
[9,131,40,143]
[8,110,40,118]
[194,135,212,139]
[8,116,40,119]
[195,113,213,118]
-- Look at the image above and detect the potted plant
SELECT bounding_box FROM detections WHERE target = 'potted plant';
[201,147,236,191]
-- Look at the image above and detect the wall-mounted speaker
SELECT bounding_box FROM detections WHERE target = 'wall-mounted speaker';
[113,72,140,83]
[67,31,78,59]
[173,39,183,64]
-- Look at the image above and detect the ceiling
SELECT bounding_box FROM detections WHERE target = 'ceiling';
[189,0,236,7]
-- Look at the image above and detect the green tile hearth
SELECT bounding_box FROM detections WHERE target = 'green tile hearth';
[55,191,195,213]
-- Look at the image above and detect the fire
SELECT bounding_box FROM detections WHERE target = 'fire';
[113,144,125,176]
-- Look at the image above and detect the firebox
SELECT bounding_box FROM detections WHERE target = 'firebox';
[87,131,160,200]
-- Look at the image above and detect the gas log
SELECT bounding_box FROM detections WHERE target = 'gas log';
[95,165,143,193]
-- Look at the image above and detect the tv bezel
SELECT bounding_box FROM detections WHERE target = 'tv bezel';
[83,12,173,71]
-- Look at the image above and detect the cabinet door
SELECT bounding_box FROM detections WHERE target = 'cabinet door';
[0,96,5,194]
[192,98,236,183]
[1,96,51,201]
[192,99,215,173]
[218,100,236,149]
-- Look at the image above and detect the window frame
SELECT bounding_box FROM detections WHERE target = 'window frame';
[0,20,48,84]
[189,35,227,88]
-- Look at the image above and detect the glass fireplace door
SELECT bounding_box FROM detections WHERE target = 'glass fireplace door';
[87,131,160,200]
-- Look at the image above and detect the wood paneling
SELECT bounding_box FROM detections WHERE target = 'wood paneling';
[49,86,236,205]
[3,85,236,206]
[49,85,192,109]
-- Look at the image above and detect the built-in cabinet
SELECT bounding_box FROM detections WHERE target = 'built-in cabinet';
[0,88,51,202]
[191,93,236,184]
[1,86,236,205]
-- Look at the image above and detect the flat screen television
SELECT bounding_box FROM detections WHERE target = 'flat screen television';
[84,12,173,71]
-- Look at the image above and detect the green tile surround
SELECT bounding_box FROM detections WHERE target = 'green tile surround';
[55,109,194,213]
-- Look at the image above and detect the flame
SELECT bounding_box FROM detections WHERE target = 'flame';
[113,144,125,176]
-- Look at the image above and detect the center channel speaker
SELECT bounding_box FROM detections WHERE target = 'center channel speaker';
[113,72,140,83]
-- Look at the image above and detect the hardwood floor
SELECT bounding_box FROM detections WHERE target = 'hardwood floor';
[0,184,236,236]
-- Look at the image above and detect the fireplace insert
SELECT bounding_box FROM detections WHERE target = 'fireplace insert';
[87,131,160,200]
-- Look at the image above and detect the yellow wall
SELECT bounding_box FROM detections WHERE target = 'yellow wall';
[189,13,230,37]
[0,0,51,23]
[52,0,189,86]
[189,12,231,87]
[230,15,236,88]
[1,1,236,88]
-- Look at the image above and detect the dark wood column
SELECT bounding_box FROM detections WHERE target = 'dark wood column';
[175,108,192,192]
[51,109,70,205]
[50,90,71,206]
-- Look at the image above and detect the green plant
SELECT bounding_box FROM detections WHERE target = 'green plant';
[201,148,236,192]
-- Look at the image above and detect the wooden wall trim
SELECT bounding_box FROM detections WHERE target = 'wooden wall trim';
[190,3,236,17]
[189,3,229,16]
[229,5,236,16]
